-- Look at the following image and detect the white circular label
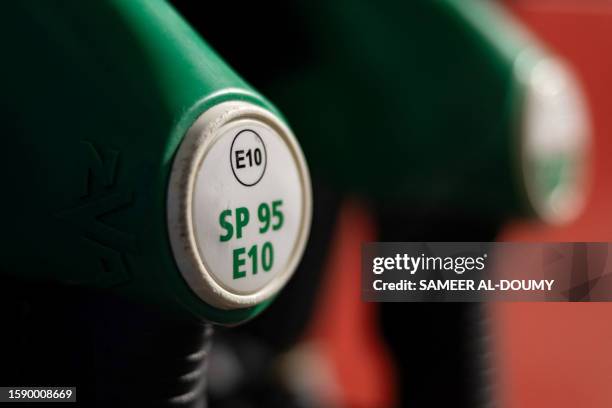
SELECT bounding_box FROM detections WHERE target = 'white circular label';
[192,119,304,295]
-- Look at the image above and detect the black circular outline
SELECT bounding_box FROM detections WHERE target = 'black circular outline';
[230,129,268,187]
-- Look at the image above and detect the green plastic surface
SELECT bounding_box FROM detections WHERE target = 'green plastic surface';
[0,0,287,324]
[267,0,549,219]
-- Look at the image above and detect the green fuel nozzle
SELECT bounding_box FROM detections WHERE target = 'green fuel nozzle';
[269,0,590,223]
[0,0,311,325]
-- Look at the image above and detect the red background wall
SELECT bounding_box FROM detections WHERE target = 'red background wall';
[305,1,612,407]
[499,1,612,407]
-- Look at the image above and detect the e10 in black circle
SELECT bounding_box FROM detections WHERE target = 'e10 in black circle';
[230,129,267,186]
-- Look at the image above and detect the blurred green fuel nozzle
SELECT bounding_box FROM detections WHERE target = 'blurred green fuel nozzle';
[272,0,590,223]
[0,1,312,325]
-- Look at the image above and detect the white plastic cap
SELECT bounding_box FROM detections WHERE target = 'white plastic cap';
[518,55,591,224]
[167,100,312,310]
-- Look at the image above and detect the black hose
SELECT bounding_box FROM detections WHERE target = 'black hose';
[0,277,212,407]
[376,207,499,408]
